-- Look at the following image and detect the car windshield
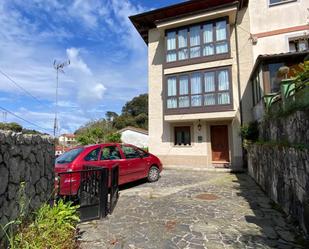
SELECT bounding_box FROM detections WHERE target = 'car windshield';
[56,148,84,164]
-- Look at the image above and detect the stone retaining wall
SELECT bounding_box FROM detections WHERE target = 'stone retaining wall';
[248,144,309,236]
[259,110,309,145]
[0,131,55,238]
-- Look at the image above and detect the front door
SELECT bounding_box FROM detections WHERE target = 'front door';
[210,125,229,162]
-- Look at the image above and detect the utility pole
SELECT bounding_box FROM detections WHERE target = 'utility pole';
[53,60,70,137]
[1,111,7,123]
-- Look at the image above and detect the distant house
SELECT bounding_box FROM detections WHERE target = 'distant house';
[58,134,77,147]
[118,126,149,148]
[55,145,70,157]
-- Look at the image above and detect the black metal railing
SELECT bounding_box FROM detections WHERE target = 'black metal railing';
[56,164,119,222]
[109,164,119,214]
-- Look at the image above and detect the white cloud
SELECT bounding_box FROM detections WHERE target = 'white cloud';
[67,48,92,75]
[0,0,149,134]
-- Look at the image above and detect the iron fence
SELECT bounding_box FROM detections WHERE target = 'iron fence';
[56,164,119,222]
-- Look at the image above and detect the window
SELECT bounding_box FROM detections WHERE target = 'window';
[136,148,149,158]
[121,145,141,159]
[179,75,189,108]
[269,63,284,93]
[252,71,262,106]
[56,148,83,164]
[166,31,176,62]
[167,77,177,109]
[166,67,232,113]
[289,37,309,52]
[174,126,191,146]
[101,146,121,160]
[191,73,202,106]
[269,0,296,6]
[166,18,229,64]
[85,147,100,161]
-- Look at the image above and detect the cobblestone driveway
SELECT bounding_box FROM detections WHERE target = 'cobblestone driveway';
[79,170,305,249]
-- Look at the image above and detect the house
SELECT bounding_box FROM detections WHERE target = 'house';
[248,0,309,120]
[130,0,309,170]
[55,145,70,157]
[58,134,77,147]
[130,0,253,170]
[118,126,149,148]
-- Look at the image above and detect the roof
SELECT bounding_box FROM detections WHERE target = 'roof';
[55,146,71,151]
[249,51,309,81]
[60,133,76,138]
[129,0,248,44]
[118,126,149,135]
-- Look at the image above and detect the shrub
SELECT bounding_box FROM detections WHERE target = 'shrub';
[240,121,259,142]
[106,132,122,143]
[3,200,80,249]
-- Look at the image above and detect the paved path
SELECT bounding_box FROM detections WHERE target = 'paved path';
[79,170,305,249]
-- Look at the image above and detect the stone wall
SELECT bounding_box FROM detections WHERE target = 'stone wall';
[248,144,309,236]
[259,110,309,145]
[0,131,55,238]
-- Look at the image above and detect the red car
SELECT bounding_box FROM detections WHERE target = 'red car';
[55,143,163,196]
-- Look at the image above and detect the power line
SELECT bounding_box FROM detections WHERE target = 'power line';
[0,106,53,134]
[0,68,53,111]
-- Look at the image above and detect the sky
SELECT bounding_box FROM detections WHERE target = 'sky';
[0,0,183,135]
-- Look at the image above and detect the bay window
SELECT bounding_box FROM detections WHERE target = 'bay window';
[165,18,230,66]
[165,67,233,114]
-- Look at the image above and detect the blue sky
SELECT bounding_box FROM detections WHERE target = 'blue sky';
[0,0,182,135]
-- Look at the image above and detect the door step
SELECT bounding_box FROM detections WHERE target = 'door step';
[212,162,231,168]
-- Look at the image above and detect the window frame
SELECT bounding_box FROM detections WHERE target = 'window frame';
[121,145,142,160]
[269,0,297,7]
[164,17,231,69]
[164,66,233,115]
[84,147,101,162]
[174,126,191,146]
[100,145,122,161]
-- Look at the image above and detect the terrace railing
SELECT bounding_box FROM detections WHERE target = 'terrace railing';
[264,78,309,114]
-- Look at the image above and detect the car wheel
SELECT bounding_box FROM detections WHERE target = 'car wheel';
[147,166,160,182]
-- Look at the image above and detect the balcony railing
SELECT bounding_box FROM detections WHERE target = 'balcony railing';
[264,78,309,115]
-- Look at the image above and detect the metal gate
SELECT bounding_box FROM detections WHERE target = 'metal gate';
[56,165,119,222]
[109,164,119,214]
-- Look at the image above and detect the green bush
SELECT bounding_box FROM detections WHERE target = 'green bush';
[3,200,79,249]
[240,121,259,142]
[0,122,23,132]
[106,132,122,143]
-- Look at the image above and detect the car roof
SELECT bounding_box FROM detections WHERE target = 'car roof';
[81,143,136,149]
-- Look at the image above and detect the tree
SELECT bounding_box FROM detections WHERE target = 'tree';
[75,119,116,145]
[74,93,149,145]
[105,111,118,122]
[113,94,148,130]
[113,115,137,130]
[122,94,148,117]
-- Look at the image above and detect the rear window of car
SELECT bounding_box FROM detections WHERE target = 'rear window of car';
[56,148,84,164]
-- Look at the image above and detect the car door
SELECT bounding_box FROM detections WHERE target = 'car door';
[99,145,128,185]
[82,146,101,167]
[120,145,146,182]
